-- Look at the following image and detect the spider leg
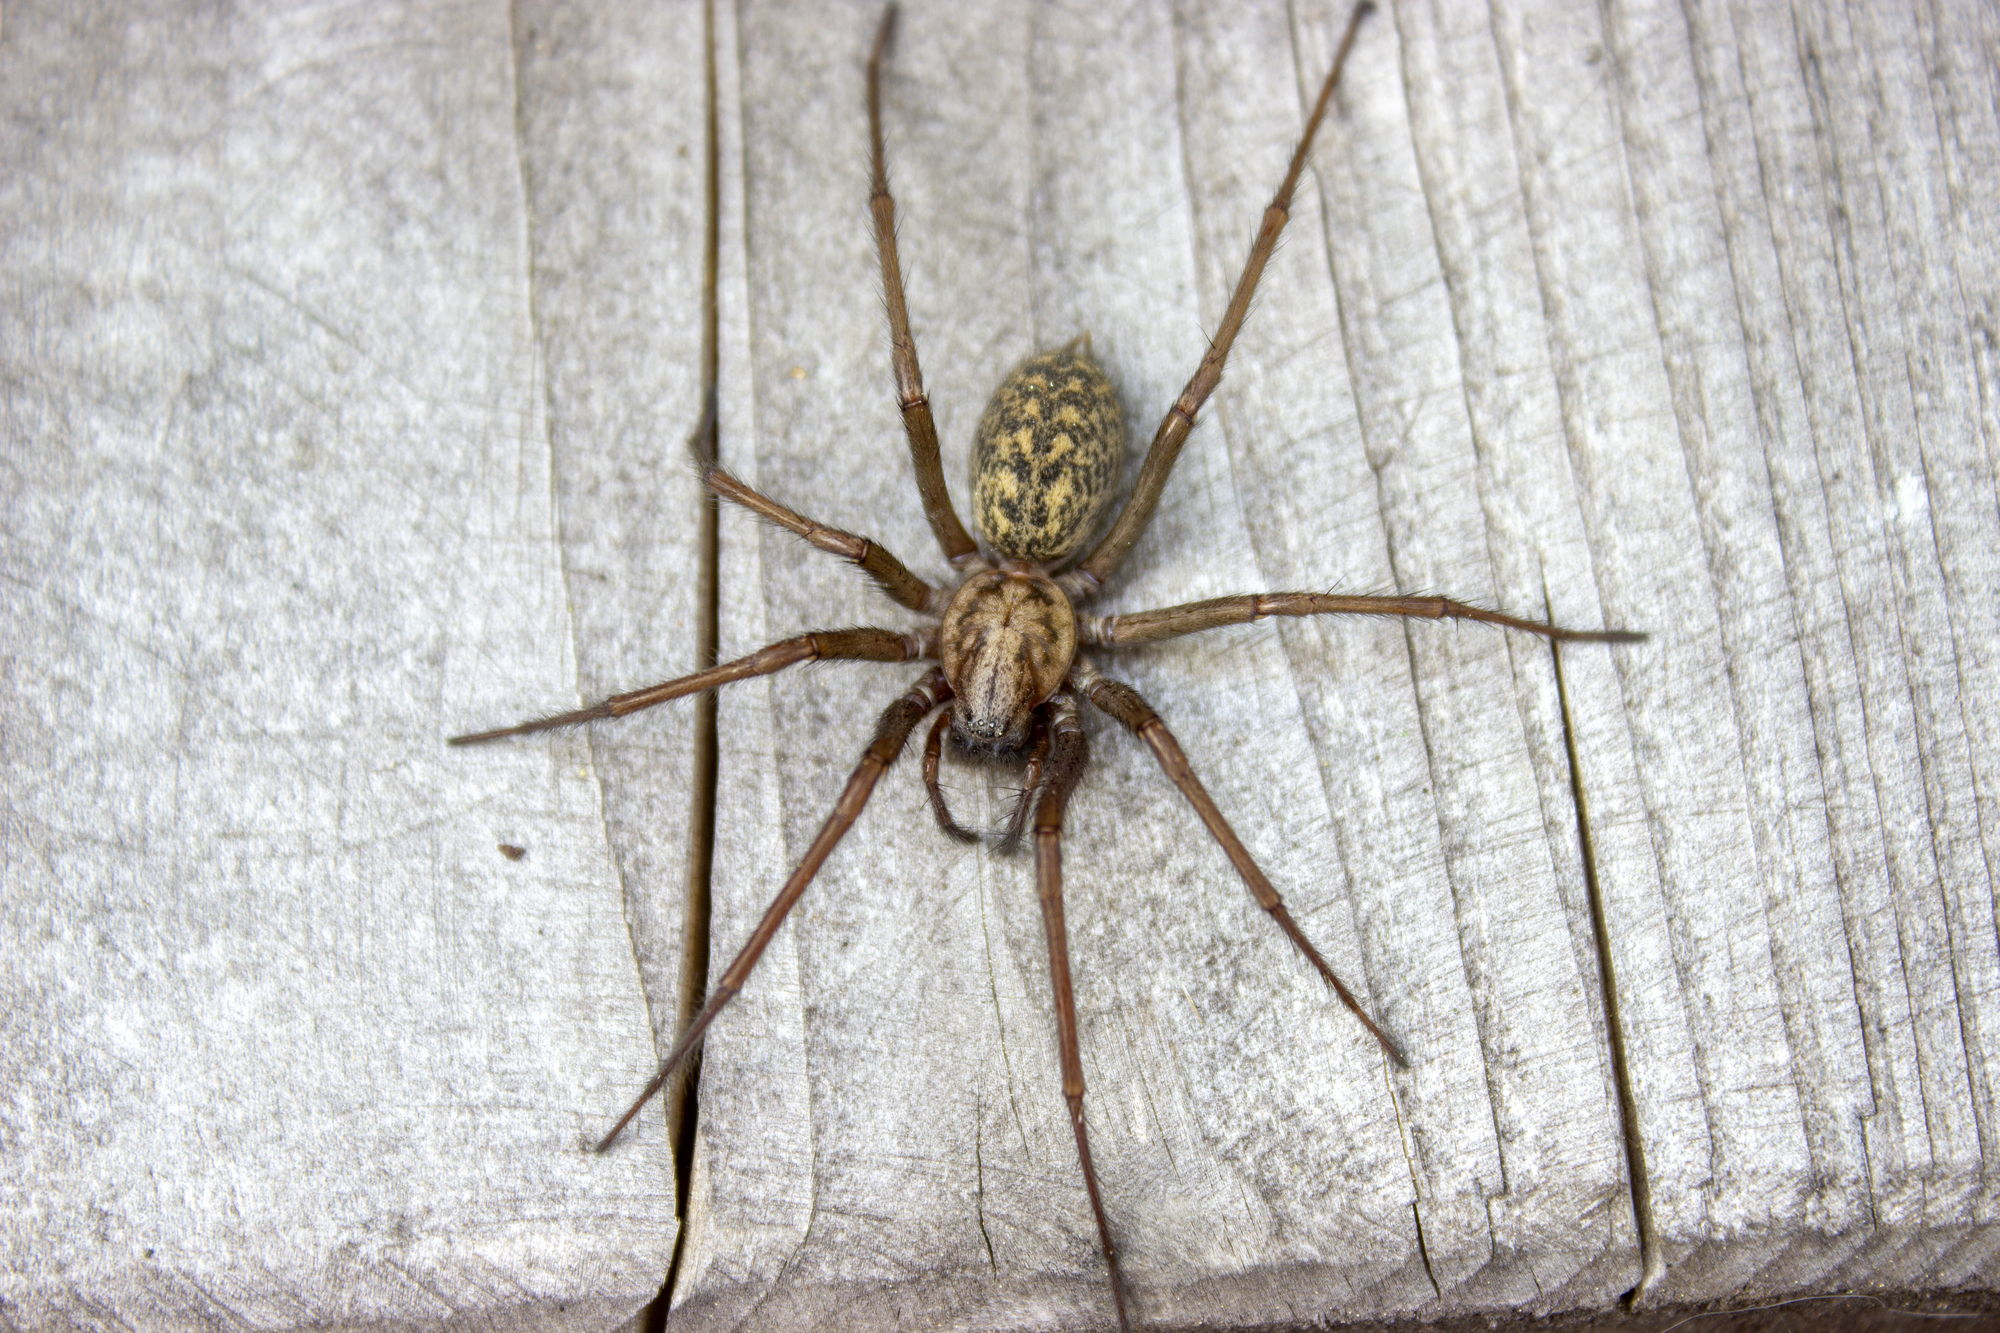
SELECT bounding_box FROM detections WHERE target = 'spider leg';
[597,667,953,1151]
[1082,591,1647,648]
[997,707,1053,854]
[449,627,929,745]
[1073,660,1407,1067]
[1062,2,1374,601]
[701,461,943,612]
[1029,693,1130,1333]
[868,4,982,570]
[921,707,979,842]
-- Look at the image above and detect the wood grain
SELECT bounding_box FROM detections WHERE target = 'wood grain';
[4,1,1995,1331]
[0,2,691,1329]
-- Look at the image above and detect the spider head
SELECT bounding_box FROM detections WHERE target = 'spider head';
[938,569,1076,757]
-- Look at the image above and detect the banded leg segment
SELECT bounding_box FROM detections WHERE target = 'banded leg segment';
[1083,591,1647,648]
[1029,696,1130,1333]
[703,462,940,612]
[449,627,927,745]
[596,668,953,1151]
[1065,3,1374,597]
[1077,662,1406,1066]
[867,6,981,569]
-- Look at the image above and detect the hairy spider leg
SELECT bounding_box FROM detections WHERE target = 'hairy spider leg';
[447,627,927,745]
[997,708,1053,853]
[702,461,943,613]
[1082,591,1649,648]
[596,668,954,1151]
[1063,1,1376,600]
[868,4,981,569]
[1027,695,1131,1333]
[1075,661,1408,1067]
[920,708,980,842]
[450,455,952,746]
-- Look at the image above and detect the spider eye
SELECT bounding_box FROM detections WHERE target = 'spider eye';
[950,711,1030,759]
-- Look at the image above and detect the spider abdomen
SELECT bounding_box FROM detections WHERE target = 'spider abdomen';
[971,347,1123,565]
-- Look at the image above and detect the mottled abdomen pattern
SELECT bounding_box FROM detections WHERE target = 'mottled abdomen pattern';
[972,348,1123,564]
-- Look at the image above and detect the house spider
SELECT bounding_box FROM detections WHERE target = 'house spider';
[454,3,1641,1327]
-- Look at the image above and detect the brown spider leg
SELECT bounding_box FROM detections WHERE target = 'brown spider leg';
[868,3,982,570]
[1074,660,1407,1067]
[1028,694,1130,1333]
[1062,2,1374,601]
[448,627,928,745]
[702,462,942,613]
[597,667,952,1151]
[921,707,979,842]
[997,708,1053,854]
[1082,591,1647,648]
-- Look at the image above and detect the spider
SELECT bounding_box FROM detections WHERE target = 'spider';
[454,4,1641,1328]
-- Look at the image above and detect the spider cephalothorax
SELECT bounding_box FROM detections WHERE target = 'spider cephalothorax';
[452,5,1640,1329]
[939,565,1076,755]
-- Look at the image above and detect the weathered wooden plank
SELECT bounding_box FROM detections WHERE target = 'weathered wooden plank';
[1450,0,1823,1298]
[1596,0,1876,1297]
[1280,0,1637,1308]
[1752,0,2000,1287]
[681,1,1424,1324]
[0,1,682,1329]
[510,0,713,1152]
[674,0,1633,1325]
[670,0,2000,1326]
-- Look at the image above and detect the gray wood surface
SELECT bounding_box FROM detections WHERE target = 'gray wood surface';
[5,2,1997,1331]
[0,3,692,1330]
